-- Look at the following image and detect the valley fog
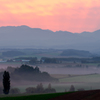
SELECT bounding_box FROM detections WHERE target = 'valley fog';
[0,63,100,93]
[39,67,100,75]
[0,63,100,75]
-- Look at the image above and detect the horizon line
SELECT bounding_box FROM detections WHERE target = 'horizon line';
[0,25,99,34]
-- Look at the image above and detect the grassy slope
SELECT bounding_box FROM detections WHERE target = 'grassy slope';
[0,92,70,100]
[11,74,100,93]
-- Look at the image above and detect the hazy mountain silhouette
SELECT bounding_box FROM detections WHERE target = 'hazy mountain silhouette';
[0,25,100,53]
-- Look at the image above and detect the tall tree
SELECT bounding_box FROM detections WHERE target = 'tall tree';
[3,71,10,94]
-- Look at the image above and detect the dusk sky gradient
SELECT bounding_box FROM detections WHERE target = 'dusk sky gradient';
[0,0,100,33]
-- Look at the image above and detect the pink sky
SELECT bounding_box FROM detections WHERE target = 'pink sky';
[0,0,100,33]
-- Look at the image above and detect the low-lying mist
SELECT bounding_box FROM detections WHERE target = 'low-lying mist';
[0,63,100,75]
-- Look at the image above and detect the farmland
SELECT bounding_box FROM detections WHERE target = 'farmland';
[0,92,70,100]
[0,62,100,92]
[0,58,100,94]
[9,73,100,93]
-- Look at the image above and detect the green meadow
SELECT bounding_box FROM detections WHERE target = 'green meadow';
[0,92,70,100]
[11,74,100,93]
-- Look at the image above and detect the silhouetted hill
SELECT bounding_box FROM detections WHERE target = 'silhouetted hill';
[61,49,92,57]
[11,64,58,82]
[0,25,100,54]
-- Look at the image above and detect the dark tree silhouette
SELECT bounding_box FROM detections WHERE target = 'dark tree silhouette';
[10,88,20,94]
[3,71,10,94]
[69,85,75,92]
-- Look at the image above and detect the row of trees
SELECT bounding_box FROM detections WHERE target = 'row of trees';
[0,83,56,94]
[26,83,56,94]
[2,70,84,95]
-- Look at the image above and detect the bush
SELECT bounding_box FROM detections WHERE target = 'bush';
[36,83,44,93]
[26,87,36,93]
[44,84,56,93]
[69,85,75,92]
[10,88,20,94]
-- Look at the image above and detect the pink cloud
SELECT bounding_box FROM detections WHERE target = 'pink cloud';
[0,1,100,33]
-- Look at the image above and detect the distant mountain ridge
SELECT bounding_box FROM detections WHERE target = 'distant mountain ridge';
[0,25,100,54]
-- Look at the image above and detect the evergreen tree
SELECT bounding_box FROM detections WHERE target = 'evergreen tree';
[3,71,10,94]
[69,85,75,92]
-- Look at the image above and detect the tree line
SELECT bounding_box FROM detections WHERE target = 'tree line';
[2,71,56,94]
[0,64,58,82]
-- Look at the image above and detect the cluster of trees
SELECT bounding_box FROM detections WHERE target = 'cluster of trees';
[65,85,85,92]
[10,64,58,82]
[26,83,56,94]
[29,57,38,64]
[2,70,56,95]
[41,57,59,63]
[1,70,85,95]
[0,65,58,84]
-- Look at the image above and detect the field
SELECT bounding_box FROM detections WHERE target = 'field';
[1,89,100,100]
[0,62,100,93]
[0,92,69,100]
[51,74,100,92]
[9,73,100,93]
[50,90,100,100]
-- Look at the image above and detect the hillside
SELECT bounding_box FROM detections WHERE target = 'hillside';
[0,64,58,82]
[0,25,100,53]
[49,90,100,100]
[60,49,92,57]
[0,90,100,100]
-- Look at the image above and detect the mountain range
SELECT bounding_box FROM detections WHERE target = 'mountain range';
[0,25,100,54]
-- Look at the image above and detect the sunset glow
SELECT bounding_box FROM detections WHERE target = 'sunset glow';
[0,0,100,32]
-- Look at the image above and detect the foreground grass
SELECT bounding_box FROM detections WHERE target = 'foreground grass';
[0,92,70,100]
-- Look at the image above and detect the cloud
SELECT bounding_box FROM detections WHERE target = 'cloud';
[0,0,100,32]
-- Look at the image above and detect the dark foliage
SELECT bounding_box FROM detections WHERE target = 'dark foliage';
[35,83,44,93]
[41,57,57,63]
[25,83,56,94]
[10,88,20,94]
[29,57,38,64]
[26,87,36,93]
[3,71,10,94]
[69,85,75,92]
[44,83,56,93]
[11,64,58,82]
[0,87,3,94]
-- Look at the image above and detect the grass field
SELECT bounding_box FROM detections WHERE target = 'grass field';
[0,92,70,100]
[10,74,100,93]
[58,74,100,91]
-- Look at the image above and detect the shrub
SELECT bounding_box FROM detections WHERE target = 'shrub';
[44,83,56,93]
[10,88,20,94]
[36,83,44,93]
[69,85,75,92]
[26,87,36,93]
